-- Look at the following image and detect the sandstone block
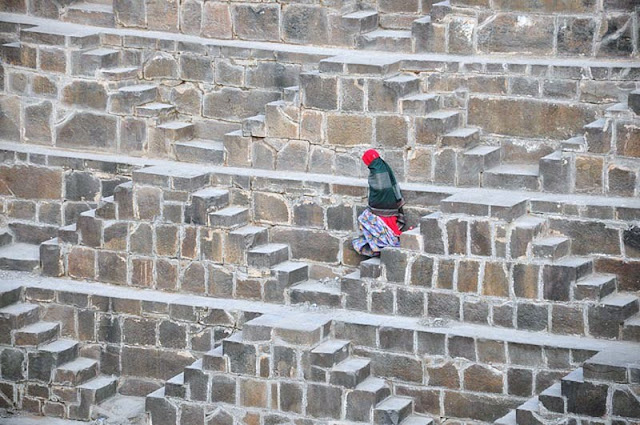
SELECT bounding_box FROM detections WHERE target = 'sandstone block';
[326,114,373,146]
[233,4,280,41]
[202,2,232,39]
[57,112,117,152]
[24,100,52,145]
[477,13,554,55]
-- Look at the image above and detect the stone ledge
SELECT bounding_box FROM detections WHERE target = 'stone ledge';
[2,12,640,74]
[2,140,640,221]
[2,269,636,355]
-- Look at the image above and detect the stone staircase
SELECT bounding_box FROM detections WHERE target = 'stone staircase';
[0,285,117,420]
[147,313,435,424]
[496,346,640,424]
[331,191,640,342]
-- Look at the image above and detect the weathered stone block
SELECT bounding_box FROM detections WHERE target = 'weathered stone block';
[233,4,280,41]
[146,0,179,32]
[477,13,554,55]
[469,96,596,140]
[98,251,127,284]
[464,364,503,393]
[306,384,342,419]
[24,100,52,145]
[202,2,232,38]
[57,112,117,151]
[427,360,460,388]
[204,88,280,121]
[282,5,329,44]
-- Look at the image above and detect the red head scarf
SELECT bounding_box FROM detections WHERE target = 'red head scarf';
[362,149,380,166]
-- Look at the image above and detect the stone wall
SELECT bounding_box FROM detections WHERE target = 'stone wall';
[5,279,606,423]
[0,152,131,245]
[430,0,640,57]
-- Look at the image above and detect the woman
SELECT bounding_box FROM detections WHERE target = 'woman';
[352,149,406,257]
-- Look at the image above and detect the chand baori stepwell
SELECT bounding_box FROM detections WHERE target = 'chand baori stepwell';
[0,0,640,424]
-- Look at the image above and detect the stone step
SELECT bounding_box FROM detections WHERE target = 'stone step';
[515,397,540,425]
[584,118,610,154]
[574,274,616,301]
[483,163,540,191]
[629,89,640,115]
[271,261,309,287]
[226,225,269,264]
[242,114,266,138]
[13,321,60,346]
[539,151,572,193]
[459,145,502,186]
[77,375,118,406]
[622,314,640,342]
[418,110,462,144]
[543,257,593,301]
[202,346,226,372]
[99,67,140,81]
[600,293,640,321]
[510,215,547,258]
[157,121,195,143]
[329,357,371,388]
[561,136,587,152]
[19,25,99,48]
[374,396,414,425]
[342,10,380,34]
[358,29,413,52]
[0,229,13,247]
[0,243,40,272]
[39,339,80,367]
[559,367,609,417]
[174,140,225,165]
[242,314,283,342]
[401,93,441,115]
[54,357,99,386]
[64,2,115,27]
[440,192,528,221]
[494,410,517,425]
[289,280,342,307]
[346,377,392,422]
[135,102,176,119]
[319,55,401,76]
[133,164,210,191]
[95,196,116,220]
[0,285,21,309]
[28,339,81,381]
[360,257,382,279]
[190,187,230,225]
[58,224,79,244]
[284,86,299,104]
[165,372,185,398]
[109,84,158,115]
[208,206,250,229]
[0,303,41,343]
[441,127,480,149]
[74,47,119,76]
[538,382,564,413]
[401,416,435,425]
[606,102,635,118]
[310,339,351,368]
[247,243,289,268]
[582,348,640,383]
[532,236,571,260]
[270,315,331,346]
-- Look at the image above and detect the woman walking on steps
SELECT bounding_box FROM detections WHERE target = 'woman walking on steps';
[352,149,406,257]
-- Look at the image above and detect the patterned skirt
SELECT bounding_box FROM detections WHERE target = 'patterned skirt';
[352,209,400,257]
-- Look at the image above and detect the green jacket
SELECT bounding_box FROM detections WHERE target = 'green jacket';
[367,157,404,215]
